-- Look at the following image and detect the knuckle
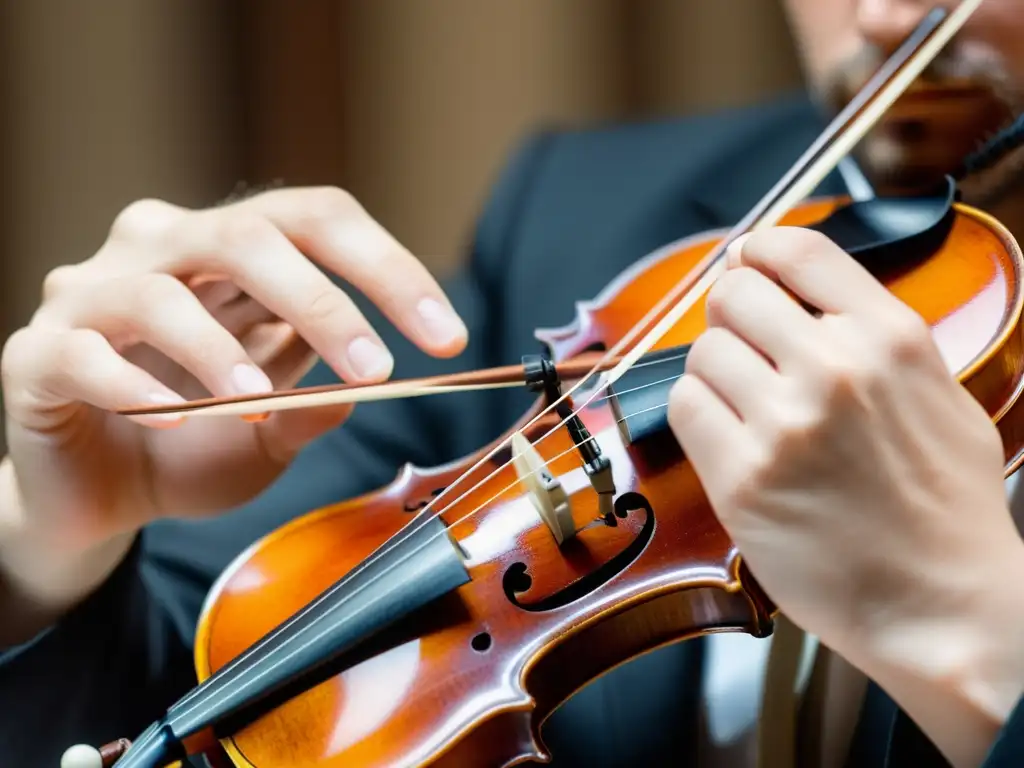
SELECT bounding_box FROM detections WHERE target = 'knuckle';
[783,226,834,252]
[819,354,861,392]
[705,268,748,313]
[109,198,178,241]
[815,352,877,410]
[775,404,820,443]
[304,286,352,327]
[302,186,360,222]
[686,327,727,371]
[3,327,102,403]
[61,329,118,387]
[778,225,833,253]
[1,327,37,388]
[753,227,826,271]
[883,309,931,362]
[41,264,81,302]
[291,187,366,241]
[757,407,822,476]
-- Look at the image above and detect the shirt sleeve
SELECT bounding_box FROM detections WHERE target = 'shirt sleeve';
[0,130,556,767]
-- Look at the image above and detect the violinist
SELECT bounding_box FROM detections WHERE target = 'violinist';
[3,1,1024,767]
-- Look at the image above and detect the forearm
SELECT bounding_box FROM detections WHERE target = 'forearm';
[853,542,1024,768]
[0,456,135,646]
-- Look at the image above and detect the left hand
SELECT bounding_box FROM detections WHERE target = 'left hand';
[667,226,1023,674]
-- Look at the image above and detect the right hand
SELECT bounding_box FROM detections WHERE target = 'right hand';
[0,186,468,561]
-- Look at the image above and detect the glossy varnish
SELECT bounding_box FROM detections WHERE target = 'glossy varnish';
[192,198,1024,767]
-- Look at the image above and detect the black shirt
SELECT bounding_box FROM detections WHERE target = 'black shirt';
[3,92,1023,767]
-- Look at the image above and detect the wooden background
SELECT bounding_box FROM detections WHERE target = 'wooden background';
[0,0,803,445]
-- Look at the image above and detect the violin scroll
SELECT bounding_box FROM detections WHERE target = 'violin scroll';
[87,5,1024,765]
[60,740,136,768]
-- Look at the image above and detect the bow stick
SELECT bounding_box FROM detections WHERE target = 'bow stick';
[117,351,620,418]
[64,3,984,767]
[113,2,962,423]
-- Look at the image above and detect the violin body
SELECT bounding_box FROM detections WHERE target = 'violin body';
[191,195,1024,768]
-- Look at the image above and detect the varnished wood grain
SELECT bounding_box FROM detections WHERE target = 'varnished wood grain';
[192,198,1024,767]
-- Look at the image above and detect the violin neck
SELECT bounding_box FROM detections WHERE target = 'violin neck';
[116,515,470,767]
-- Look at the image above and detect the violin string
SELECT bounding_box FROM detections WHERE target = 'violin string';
[172,8,967,719]
[318,5,943,560]
[410,0,969,566]
[215,0,936,638]
[173,372,636,710]
[327,350,688,540]
[175,375,686,719]
[442,406,667,534]
[587,372,685,404]
[288,0,967,631]
[280,6,911,574]
[171,401,670,723]
[384,3,949,535]
[170,394,668,717]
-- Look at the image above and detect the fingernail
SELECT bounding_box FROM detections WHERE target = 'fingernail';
[417,297,467,345]
[231,364,274,395]
[347,336,394,379]
[725,233,753,267]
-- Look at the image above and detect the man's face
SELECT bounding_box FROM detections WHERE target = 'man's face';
[781,0,1024,197]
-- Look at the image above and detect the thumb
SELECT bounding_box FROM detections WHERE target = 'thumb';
[253,402,354,468]
[247,327,354,467]
[156,402,353,518]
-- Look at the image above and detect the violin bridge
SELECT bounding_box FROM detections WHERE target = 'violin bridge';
[510,431,576,545]
[585,456,616,523]
[522,353,618,525]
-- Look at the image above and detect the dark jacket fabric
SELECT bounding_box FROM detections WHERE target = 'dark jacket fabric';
[3,92,1022,768]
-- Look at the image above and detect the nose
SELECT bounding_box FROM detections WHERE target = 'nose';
[855,0,942,53]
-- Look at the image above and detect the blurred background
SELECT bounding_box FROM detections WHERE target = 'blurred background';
[0,0,805,448]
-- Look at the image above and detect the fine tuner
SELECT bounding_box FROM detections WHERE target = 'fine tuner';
[65,2,1024,767]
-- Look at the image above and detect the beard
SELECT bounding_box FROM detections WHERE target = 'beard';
[818,41,1024,207]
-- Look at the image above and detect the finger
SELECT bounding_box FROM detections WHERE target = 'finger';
[241,321,298,363]
[724,233,752,269]
[148,402,354,514]
[253,401,354,470]
[667,372,746,497]
[684,326,782,420]
[48,273,274,400]
[214,296,280,338]
[237,187,468,357]
[103,198,190,246]
[251,325,318,388]
[159,208,397,384]
[727,226,895,316]
[2,326,187,430]
[190,275,243,310]
[704,266,822,370]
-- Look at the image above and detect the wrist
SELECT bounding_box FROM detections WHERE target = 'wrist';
[0,456,136,646]
[852,534,1024,767]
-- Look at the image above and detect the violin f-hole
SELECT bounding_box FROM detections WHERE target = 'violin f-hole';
[501,492,655,612]
[402,486,447,513]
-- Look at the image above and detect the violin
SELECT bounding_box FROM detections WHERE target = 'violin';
[61,2,1024,766]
